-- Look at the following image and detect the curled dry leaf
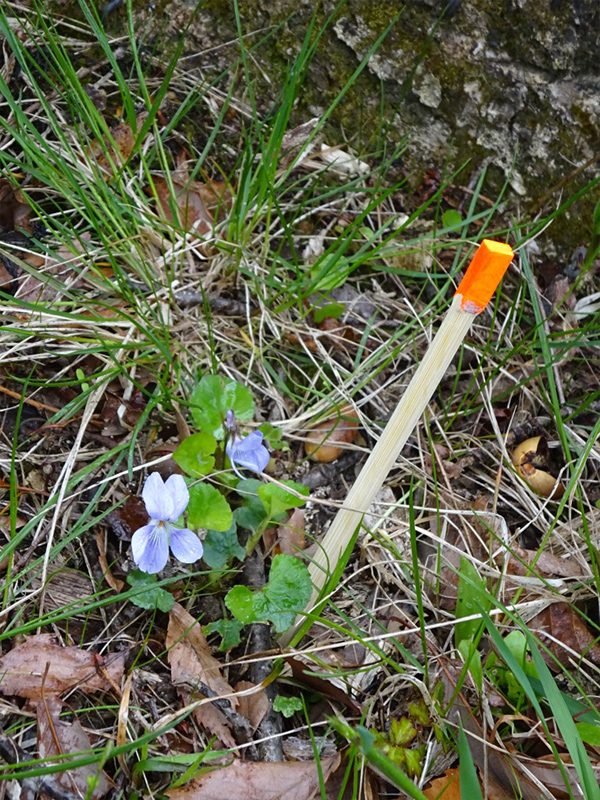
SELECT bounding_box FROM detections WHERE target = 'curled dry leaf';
[38,696,112,799]
[96,531,125,593]
[529,602,600,670]
[234,681,269,732]
[264,508,306,555]
[0,633,124,699]
[304,405,359,463]
[166,602,238,748]
[166,753,340,800]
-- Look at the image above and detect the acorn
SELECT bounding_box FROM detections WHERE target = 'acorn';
[511,436,564,499]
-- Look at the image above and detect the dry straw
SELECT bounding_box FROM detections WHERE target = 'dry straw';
[282,239,514,645]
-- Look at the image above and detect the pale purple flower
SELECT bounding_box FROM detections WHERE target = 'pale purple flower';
[226,431,270,478]
[131,472,203,574]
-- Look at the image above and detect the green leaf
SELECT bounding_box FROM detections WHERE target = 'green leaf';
[204,618,243,651]
[458,722,483,800]
[313,302,345,324]
[258,422,288,451]
[188,483,232,531]
[390,717,416,747]
[258,480,308,520]
[127,570,174,612]
[455,557,490,646]
[224,585,256,625]
[576,722,600,747]
[225,554,312,632]
[457,638,483,692]
[441,208,462,230]
[234,479,268,531]
[189,375,254,438]
[273,695,303,718]
[311,253,351,292]
[203,524,245,569]
[173,433,217,477]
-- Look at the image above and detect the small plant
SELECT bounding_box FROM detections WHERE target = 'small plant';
[128,373,312,639]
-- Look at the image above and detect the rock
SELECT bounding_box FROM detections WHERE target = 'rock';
[123,0,600,249]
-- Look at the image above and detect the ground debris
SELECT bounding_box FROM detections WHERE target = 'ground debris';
[0,634,125,699]
[166,754,341,800]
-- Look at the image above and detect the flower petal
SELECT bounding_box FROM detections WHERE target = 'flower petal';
[131,523,169,574]
[226,431,270,477]
[142,472,174,521]
[169,527,204,564]
[164,474,189,521]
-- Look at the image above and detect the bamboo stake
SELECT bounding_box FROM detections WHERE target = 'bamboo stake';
[281,239,514,646]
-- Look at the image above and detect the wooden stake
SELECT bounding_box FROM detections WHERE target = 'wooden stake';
[281,239,514,645]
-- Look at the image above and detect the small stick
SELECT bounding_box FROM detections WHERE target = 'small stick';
[281,239,514,645]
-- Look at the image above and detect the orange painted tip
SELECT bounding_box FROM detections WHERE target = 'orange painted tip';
[455,239,514,313]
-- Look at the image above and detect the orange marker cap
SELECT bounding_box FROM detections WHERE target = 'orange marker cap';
[455,239,514,313]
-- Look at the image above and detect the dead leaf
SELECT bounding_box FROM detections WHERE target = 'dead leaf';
[423,768,461,799]
[106,495,149,541]
[150,155,232,240]
[16,234,92,304]
[304,405,359,462]
[96,531,125,593]
[234,681,269,732]
[0,634,125,699]
[507,546,585,579]
[441,658,599,800]
[153,176,213,236]
[529,602,600,669]
[88,113,148,175]
[264,508,306,555]
[37,695,112,799]
[423,443,465,481]
[166,754,340,800]
[166,602,237,748]
[0,178,19,229]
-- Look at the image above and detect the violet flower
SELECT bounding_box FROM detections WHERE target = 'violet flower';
[226,430,270,478]
[131,472,203,574]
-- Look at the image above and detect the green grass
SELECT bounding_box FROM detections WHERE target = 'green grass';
[0,0,600,798]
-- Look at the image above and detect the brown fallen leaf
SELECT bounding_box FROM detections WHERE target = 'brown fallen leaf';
[96,531,125,593]
[153,176,213,237]
[0,178,33,232]
[106,494,149,541]
[423,768,461,799]
[507,545,586,579]
[16,234,92,304]
[37,695,112,799]
[234,681,269,732]
[304,405,359,463]
[529,602,600,670]
[150,150,232,240]
[166,754,340,800]
[166,602,238,748]
[87,113,148,175]
[0,633,125,699]
[264,508,306,555]
[421,768,514,800]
